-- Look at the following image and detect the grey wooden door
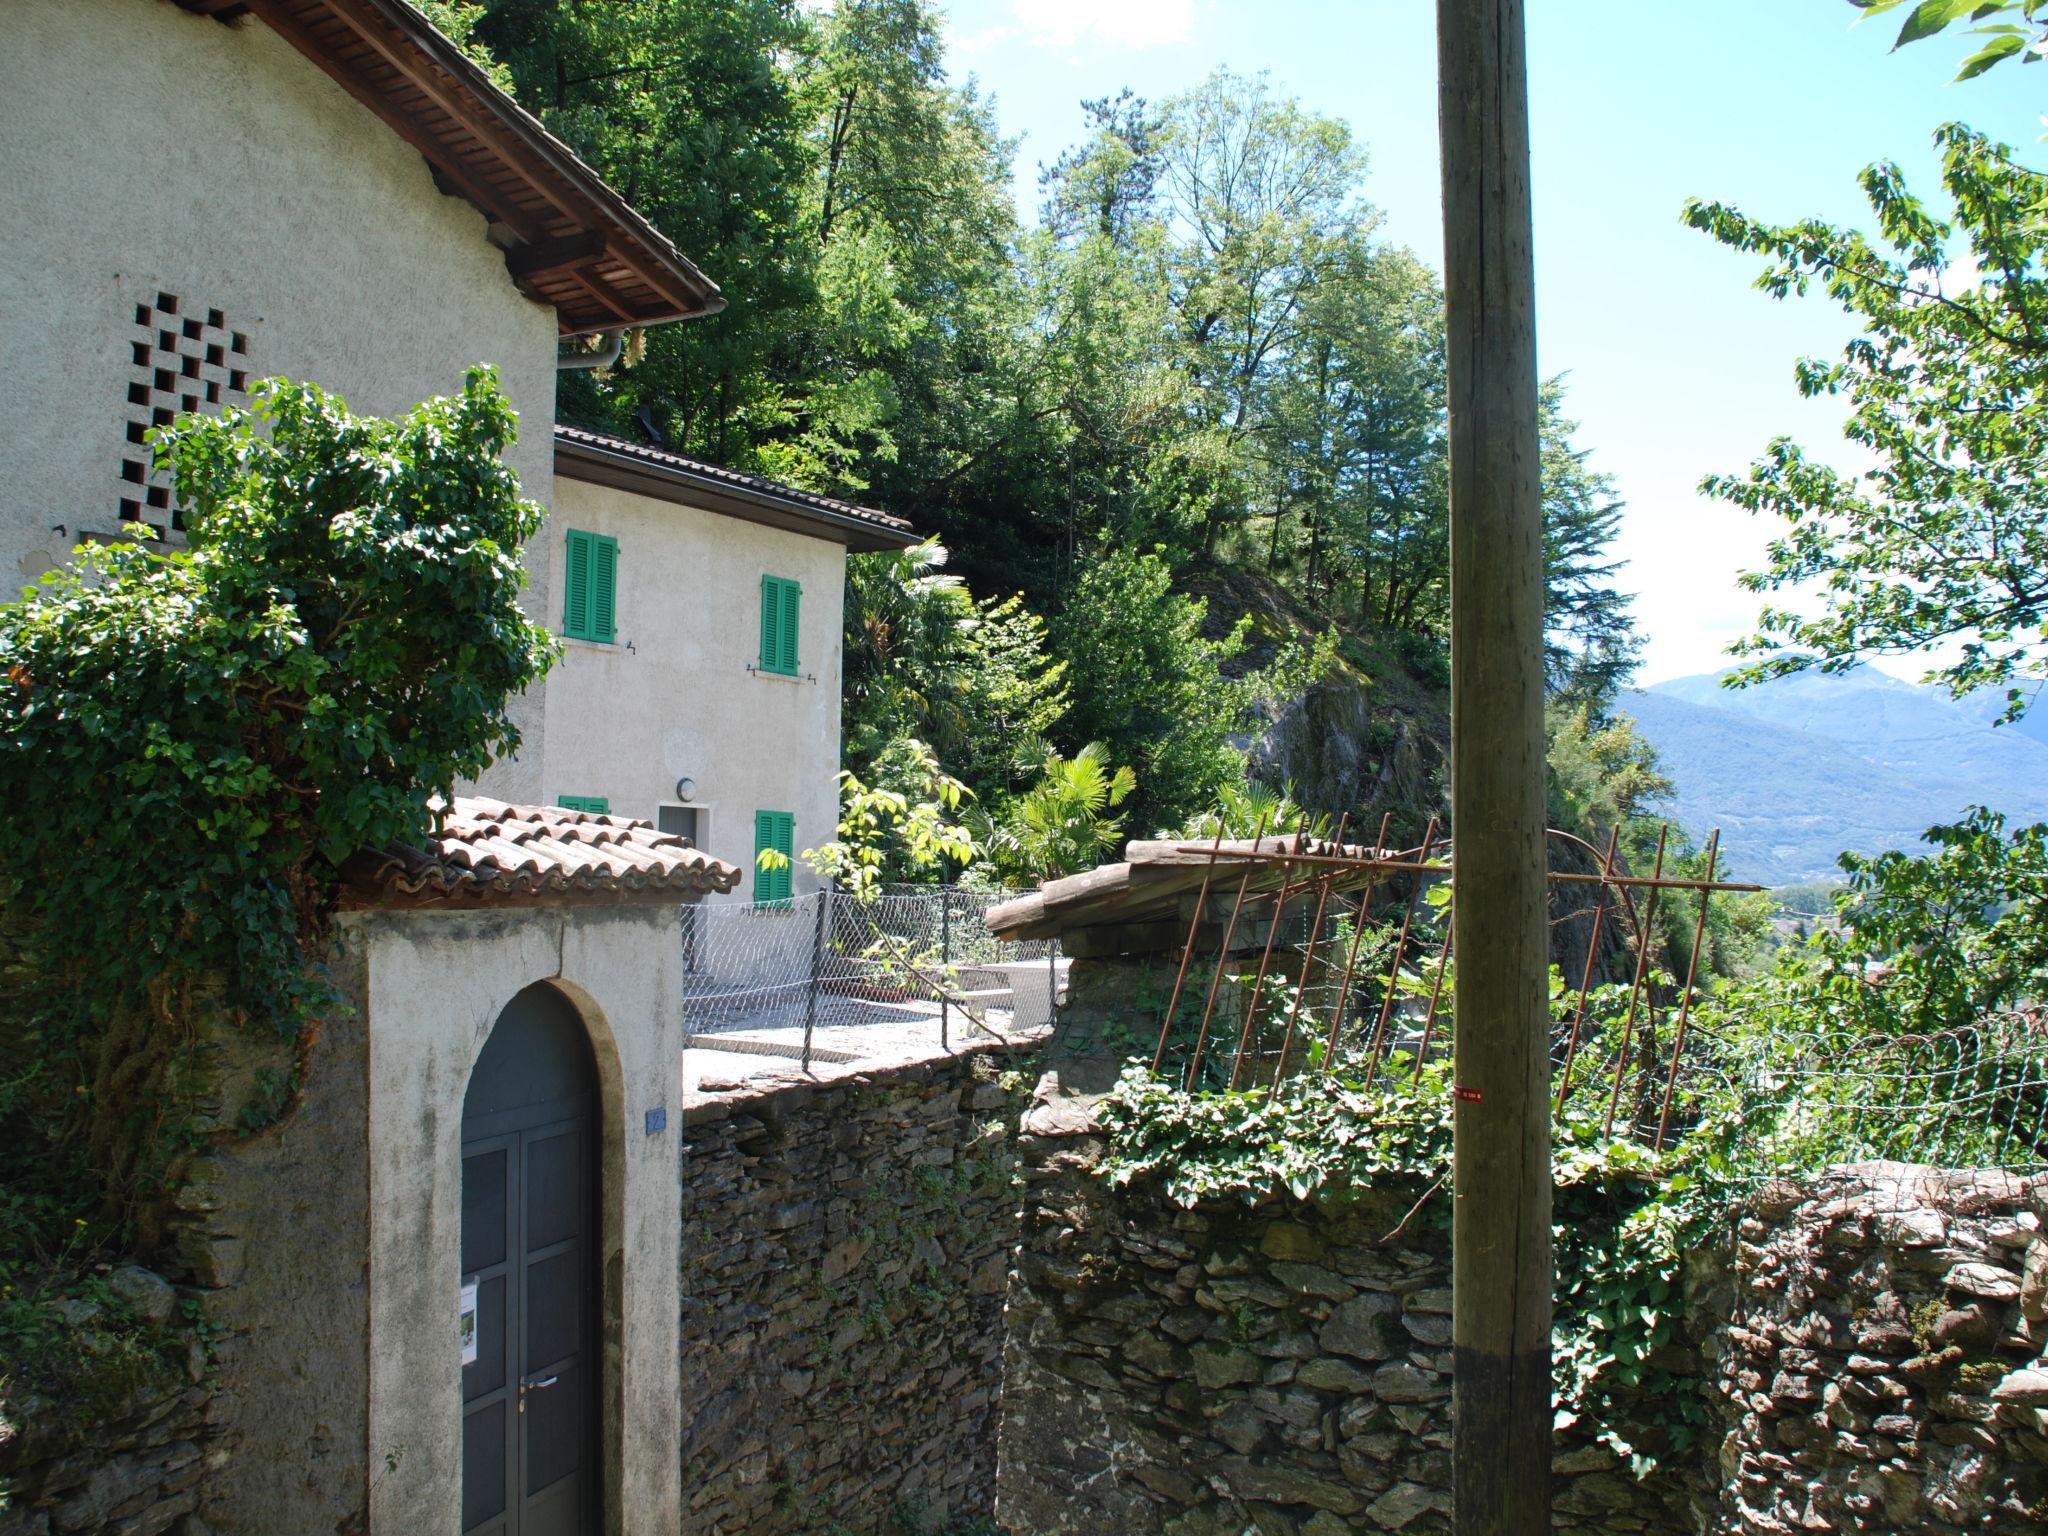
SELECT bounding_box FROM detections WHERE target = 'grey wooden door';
[461,986,599,1536]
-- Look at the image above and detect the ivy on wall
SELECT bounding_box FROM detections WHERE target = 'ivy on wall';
[1094,989,1733,1476]
[0,367,554,1275]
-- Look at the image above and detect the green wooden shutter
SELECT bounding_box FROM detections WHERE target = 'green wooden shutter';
[563,531,617,643]
[592,534,618,642]
[558,795,609,814]
[774,812,794,901]
[779,580,800,675]
[564,530,592,639]
[754,809,795,905]
[759,576,782,673]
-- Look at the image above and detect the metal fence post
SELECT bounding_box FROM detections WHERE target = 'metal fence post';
[803,886,828,1073]
[940,889,952,1052]
[1047,942,1057,1031]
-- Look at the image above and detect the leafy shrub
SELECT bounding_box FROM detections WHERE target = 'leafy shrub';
[975,742,1137,883]
[0,368,553,1247]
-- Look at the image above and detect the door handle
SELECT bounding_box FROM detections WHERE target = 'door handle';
[517,1374,559,1414]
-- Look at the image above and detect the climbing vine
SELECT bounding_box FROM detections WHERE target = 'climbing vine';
[1094,986,1741,1477]
[0,368,554,1260]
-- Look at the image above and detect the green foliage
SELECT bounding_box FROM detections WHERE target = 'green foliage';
[841,539,1070,802]
[975,743,1137,885]
[796,739,977,902]
[413,0,520,92]
[1055,547,1329,831]
[1546,706,1772,982]
[1547,704,1675,842]
[1180,780,1333,841]
[1687,125,2048,718]
[471,5,1641,802]
[1733,807,2048,1037]
[0,370,552,1236]
[1094,1041,1710,1472]
[1852,0,2048,82]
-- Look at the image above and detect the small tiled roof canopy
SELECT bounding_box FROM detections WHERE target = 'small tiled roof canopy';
[342,798,742,909]
[554,425,920,553]
[176,0,722,336]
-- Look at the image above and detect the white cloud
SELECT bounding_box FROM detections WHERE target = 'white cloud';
[961,0,1197,54]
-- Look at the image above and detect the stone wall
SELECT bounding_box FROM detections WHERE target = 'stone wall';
[677,1038,1039,1535]
[0,1268,221,1536]
[998,1127,1682,1535]
[995,959,2048,1535]
[1696,1164,2048,1534]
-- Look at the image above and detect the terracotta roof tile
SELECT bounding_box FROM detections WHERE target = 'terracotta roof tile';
[342,796,742,908]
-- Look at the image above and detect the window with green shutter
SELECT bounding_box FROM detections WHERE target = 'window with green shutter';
[558,795,610,815]
[563,529,618,643]
[758,574,801,675]
[753,809,795,906]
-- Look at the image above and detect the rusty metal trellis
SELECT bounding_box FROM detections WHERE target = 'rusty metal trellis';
[1145,822,1761,1146]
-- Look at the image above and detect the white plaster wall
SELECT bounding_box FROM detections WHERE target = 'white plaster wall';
[540,476,848,902]
[358,903,684,1536]
[0,0,560,799]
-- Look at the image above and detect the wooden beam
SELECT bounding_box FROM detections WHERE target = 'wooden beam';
[560,264,640,325]
[1438,3,1553,1534]
[506,229,608,280]
[240,0,543,241]
[322,0,708,318]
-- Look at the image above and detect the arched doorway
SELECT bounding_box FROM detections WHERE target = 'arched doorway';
[460,983,601,1536]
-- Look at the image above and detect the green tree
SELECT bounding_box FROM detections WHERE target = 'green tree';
[796,738,976,900]
[839,539,1069,802]
[1743,807,2048,1036]
[1156,69,1376,557]
[1054,547,1262,832]
[1686,125,2048,719]
[1039,89,1165,244]
[977,742,1138,884]
[1540,385,1639,707]
[475,0,818,461]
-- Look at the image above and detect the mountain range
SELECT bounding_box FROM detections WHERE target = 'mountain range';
[1619,666,2048,887]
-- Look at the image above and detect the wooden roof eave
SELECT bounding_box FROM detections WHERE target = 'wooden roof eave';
[217,0,724,337]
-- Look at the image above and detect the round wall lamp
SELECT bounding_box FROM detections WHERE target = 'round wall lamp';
[674,776,697,802]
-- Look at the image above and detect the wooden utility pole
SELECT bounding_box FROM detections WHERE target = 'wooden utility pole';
[1437,2,1552,1533]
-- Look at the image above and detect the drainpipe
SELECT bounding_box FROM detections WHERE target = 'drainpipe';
[557,329,625,372]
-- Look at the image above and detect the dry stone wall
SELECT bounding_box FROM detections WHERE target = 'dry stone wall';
[998,1127,1684,1535]
[996,959,2048,1535]
[1696,1164,2048,1534]
[0,1267,221,1536]
[677,1038,1038,1535]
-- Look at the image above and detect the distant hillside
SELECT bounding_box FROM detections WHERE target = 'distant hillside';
[1621,665,2048,886]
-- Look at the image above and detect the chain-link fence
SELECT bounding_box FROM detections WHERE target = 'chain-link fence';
[1680,1014,2048,1182]
[681,886,1064,1075]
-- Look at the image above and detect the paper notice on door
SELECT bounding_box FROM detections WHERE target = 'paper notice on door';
[459,1280,478,1366]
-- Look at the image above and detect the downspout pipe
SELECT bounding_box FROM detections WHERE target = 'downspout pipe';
[557,329,626,372]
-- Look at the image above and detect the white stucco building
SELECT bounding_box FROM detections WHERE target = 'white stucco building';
[0,0,918,893]
[543,425,912,903]
[1,8,922,1531]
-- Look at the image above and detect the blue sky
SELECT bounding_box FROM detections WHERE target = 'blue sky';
[936,0,2041,685]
